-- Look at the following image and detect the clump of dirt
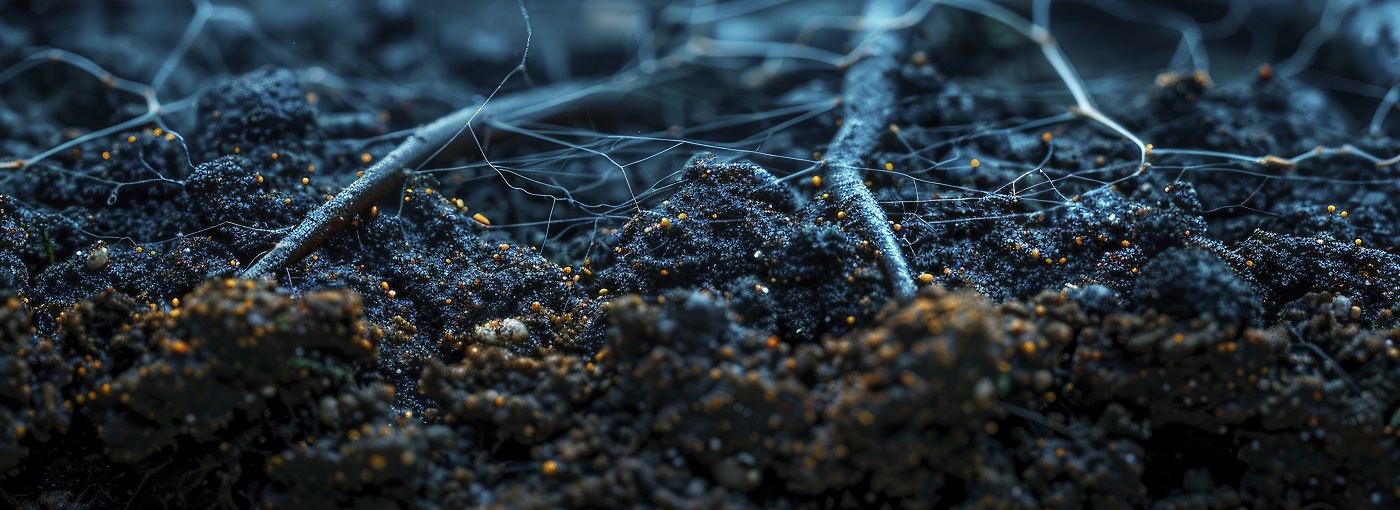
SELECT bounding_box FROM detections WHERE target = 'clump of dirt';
[2,0,1400,508]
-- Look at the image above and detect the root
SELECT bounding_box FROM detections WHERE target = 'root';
[822,0,919,299]
[239,71,667,278]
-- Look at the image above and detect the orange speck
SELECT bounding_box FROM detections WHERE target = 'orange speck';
[360,153,373,164]
[1041,132,1053,143]
[858,411,875,427]
[812,175,822,187]
[473,213,491,226]
[970,158,980,168]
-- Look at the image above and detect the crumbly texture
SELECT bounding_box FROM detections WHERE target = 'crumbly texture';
[3,1,1400,508]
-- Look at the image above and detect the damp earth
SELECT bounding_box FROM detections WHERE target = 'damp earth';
[2,1,1400,508]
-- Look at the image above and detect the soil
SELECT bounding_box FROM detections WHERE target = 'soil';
[2,0,1400,508]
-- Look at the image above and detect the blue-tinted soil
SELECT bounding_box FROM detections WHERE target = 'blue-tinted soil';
[2,1,1399,508]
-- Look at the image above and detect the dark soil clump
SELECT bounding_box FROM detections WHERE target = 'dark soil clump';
[3,1,1400,508]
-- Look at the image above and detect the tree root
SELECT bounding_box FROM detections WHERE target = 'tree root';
[821,0,918,299]
[240,71,666,278]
